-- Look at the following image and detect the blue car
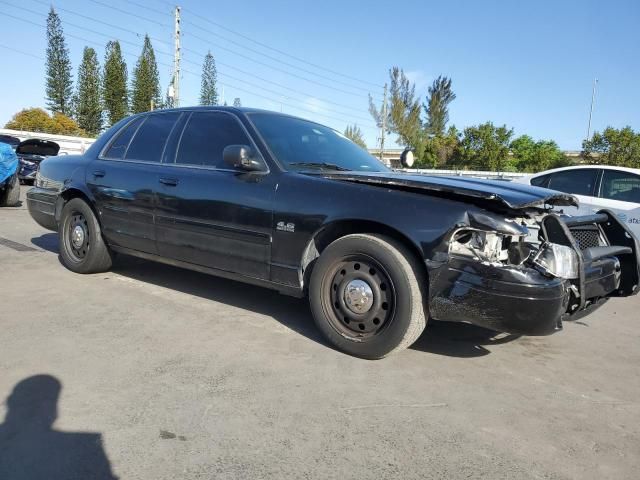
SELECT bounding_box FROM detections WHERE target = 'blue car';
[0,142,20,206]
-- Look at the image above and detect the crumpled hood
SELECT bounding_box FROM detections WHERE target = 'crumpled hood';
[316,171,578,210]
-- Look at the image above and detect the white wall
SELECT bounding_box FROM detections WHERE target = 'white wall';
[0,128,97,155]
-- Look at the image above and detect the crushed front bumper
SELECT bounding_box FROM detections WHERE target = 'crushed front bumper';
[428,210,640,335]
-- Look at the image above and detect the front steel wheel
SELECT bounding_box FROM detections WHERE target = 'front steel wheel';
[309,234,427,359]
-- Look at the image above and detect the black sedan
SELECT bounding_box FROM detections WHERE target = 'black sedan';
[26,107,640,359]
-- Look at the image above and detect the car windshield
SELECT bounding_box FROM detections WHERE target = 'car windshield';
[248,113,389,172]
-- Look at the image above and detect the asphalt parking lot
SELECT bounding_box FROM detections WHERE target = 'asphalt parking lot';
[1,189,639,479]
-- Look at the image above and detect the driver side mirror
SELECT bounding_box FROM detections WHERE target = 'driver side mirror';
[223,145,264,172]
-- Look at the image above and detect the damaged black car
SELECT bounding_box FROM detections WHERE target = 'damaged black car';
[26,107,640,359]
[16,138,60,184]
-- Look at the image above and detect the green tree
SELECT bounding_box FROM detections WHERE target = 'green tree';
[233,97,242,107]
[455,122,514,171]
[424,76,456,137]
[387,67,424,153]
[131,35,160,113]
[422,126,461,168]
[45,7,73,116]
[199,51,218,105]
[5,108,87,136]
[583,127,640,168]
[103,40,128,126]
[344,124,367,148]
[510,135,567,172]
[75,47,102,136]
[369,68,424,156]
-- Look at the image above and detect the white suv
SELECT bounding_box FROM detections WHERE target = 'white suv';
[515,165,640,240]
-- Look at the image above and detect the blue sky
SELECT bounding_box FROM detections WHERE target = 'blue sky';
[0,0,638,149]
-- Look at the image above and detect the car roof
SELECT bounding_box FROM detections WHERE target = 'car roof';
[525,164,640,178]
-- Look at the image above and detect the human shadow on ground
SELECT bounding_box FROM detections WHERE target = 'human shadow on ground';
[0,375,118,480]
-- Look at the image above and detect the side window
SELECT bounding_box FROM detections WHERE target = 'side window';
[175,112,252,168]
[125,113,180,162]
[547,169,599,196]
[530,174,550,188]
[600,170,640,203]
[103,117,144,159]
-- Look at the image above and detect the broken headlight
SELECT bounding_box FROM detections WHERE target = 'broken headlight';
[449,230,511,263]
[532,242,579,279]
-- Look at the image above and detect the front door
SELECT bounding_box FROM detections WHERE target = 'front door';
[87,112,182,254]
[155,111,275,279]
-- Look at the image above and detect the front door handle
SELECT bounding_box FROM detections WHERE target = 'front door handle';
[93,170,105,178]
[159,177,179,187]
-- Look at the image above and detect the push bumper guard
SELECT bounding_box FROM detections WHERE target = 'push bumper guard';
[429,209,639,335]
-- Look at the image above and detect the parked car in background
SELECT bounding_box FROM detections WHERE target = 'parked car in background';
[0,134,21,150]
[16,138,60,185]
[514,166,640,240]
[0,142,20,206]
[26,107,640,359]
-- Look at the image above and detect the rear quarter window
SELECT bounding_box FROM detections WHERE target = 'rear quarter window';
[103,117,144,160]
[530,174,550,188]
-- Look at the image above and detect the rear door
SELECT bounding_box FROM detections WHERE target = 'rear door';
[87,112,181,254]
[155,110,276,279]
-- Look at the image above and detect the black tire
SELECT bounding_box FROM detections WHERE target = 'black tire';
[0,174,20,207]
[309,234,427,359]
[59,198,113,274]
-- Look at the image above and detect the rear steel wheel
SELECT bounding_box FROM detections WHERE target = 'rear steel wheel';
[59,198,112,274]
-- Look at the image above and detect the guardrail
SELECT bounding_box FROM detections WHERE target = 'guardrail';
[0,128,97,155]
[397,168,528,180]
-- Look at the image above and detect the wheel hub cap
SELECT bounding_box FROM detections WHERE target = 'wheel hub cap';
[344,279,374,314]
[71,225,85,248]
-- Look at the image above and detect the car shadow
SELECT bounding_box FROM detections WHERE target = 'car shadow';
[30,233,521,358]
[31,232,59,253]
[0,375,118,479]
[410,321,521,358]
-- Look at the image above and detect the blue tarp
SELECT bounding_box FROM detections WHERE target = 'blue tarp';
[0,142,18,184]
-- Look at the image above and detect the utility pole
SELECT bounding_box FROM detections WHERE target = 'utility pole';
[173,6,181,107]
[586,78,597,141]
[379,83,387,163]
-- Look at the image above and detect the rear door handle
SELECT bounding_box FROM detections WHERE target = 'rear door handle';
[93,170,105,178]
[159,177,179,187]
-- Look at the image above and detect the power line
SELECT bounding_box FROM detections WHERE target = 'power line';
[55,0,383,101]
[181,49,374,120]
[23,0,376,120]
[8,1,167,56]
[3,10,376,129]
[0,43,45,61]
[180,7,383,89]
[86,0,170,28]
[134,0,383,89]
[16,0,375,123]
[185,29,380,101]
[182,19,382,95]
